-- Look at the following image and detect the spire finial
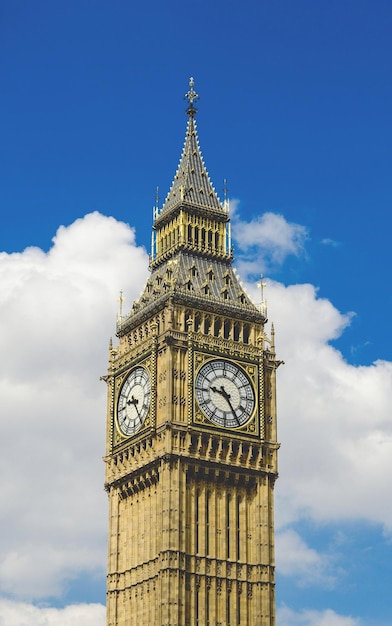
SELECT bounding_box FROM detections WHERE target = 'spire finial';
[185,77,199,117]
[117,290,124,321]
[257,275,268,319]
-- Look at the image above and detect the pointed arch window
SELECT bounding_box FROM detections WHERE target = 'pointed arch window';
[194,313,201,332]
[204,316,211,334]
[207,268,214,282]
[184,309,192,332]
[243,324,250,344]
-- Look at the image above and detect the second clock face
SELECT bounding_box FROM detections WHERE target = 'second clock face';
[117,366,151,436]
[195,359,255,428]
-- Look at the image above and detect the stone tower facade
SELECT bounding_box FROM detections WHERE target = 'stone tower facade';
[104,79,280,626]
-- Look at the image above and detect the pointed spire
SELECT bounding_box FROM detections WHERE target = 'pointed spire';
[156,78,225,222]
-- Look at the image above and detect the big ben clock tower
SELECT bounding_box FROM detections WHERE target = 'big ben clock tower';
[104,79,280,626]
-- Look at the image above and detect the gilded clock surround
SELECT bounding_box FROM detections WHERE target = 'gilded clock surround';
[193,352,259,435]
[104,79,280,626]
[115,364,152,437]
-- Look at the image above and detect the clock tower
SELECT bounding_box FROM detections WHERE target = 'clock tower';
[104,79,280,626]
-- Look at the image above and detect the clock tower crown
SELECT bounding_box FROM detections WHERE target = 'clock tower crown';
[117,79,266,339]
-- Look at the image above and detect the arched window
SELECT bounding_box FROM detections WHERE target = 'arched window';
[243,324,250,343]
[194,313,201,332]
[184,309,192,331]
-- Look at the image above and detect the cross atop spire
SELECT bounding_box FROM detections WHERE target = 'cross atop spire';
[185,77,199,117]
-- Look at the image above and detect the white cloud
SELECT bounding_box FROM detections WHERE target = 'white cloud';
[262,280,392,532]
[277,606,361,626]
[275,529,336,588]
[0,599,105,626]
[230,202,309,275]
[321,237,340,247]
[0,212,149,599]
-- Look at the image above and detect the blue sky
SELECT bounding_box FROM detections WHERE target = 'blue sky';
[1,2,392,625]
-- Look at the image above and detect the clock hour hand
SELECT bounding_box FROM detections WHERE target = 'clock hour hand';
[127,395,141,418]
[210,385,240,425]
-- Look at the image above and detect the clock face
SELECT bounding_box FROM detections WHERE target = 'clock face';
[195,359,255,428]
[117,366,151,436]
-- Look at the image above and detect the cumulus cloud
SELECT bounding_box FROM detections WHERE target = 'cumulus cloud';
[277,606,362,626]
[240,265,392,537]
[0,599,105,626]
[0,212,149,600]
[275,529,336,589]
[262,280,392,532]
[230,201,309,276]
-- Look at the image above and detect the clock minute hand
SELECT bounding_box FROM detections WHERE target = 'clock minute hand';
[219,385,241,426]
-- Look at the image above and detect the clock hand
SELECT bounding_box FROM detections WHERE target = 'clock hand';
[127,395,141,418]
[210,384,231,401]
[223,391,240,423]
[210,385,240,425]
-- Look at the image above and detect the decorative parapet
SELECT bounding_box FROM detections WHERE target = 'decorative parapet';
[117,289,266,336]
